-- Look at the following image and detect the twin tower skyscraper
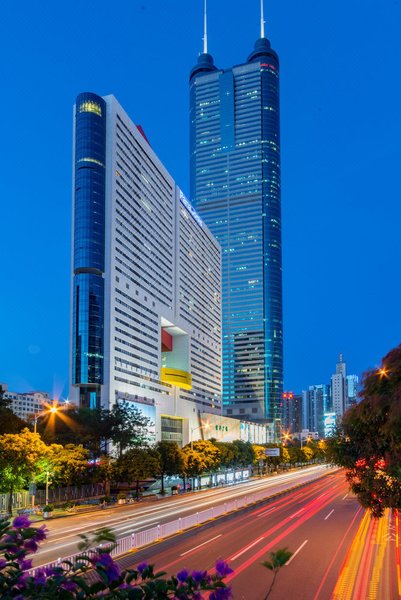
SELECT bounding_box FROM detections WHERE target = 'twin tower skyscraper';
[70,2,283,436]
[190,3,283,425]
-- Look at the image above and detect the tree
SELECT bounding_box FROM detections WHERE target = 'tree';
[38,405,109,457]
[154,441,185,495]
[328,344,401,517]
[0,385,28,435]
[261,547,293,599]
[211,440,237,469]
[37,444,90,488]
[109,402,153,458]
[231,440,255,467]
[181,448,209,480]
[113,447,160,499]
[184,440,221,472]
[0,429,49,513]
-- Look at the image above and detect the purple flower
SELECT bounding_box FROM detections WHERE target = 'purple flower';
[215,560,233,578]
[191,570,207,584]
[61,580,78,592]
[177,568,189,582]
[210,587,233,600]
[32,569,46,585]
[20,559,33,571]
[137,562,149,574]
[32,526,47,542]
[94,552,120,582]
[13,515,32,529]
[0,558,7,569]
[23,539,38,553]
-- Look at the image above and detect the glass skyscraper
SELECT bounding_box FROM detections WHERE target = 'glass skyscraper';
[190,27,283,428]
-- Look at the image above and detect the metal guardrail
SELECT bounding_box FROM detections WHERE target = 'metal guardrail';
[29,467,334,576]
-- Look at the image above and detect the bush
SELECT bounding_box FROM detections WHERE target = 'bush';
[42,505,53,513]
[0,516,233,598]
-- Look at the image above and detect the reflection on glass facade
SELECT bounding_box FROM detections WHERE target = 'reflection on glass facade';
[190,37,283,427]
[72,92,106,408]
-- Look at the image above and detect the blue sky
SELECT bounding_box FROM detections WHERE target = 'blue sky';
[1,0,400,399]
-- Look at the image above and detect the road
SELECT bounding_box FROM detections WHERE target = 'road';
[34,465,333,566]
[105,471,400,599]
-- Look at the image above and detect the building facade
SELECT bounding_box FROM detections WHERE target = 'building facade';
[0,383,51,422]
[282,392,303,434]
[189,29,283,429]
[70,93,222,445]
[302,384,331,438]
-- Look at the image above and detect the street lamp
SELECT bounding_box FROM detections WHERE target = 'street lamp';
[31,405,59,510]
[33,404,59,433]
[190,423,210,450]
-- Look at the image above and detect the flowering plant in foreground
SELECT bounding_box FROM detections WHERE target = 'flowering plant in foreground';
[0,516,232,599]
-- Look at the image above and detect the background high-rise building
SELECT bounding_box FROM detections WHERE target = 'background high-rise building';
[331,353,347,418]
[70,92,222,445]
[189,13,282,429]
[282,392,302,434]
[302,384,331,438]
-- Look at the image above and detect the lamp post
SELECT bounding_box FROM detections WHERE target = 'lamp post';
[31,405,59,510]
[190,423,210,450]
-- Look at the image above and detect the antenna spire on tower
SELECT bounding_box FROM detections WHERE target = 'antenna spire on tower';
[203,0,208,54]
[260,0,265,38]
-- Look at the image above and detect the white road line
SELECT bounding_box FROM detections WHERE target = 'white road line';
[180,534,222,556]
[257,506,277,518]
[324,509,334,521]
[342,493,349,500]
[285,539,308,566]
[289,507,305,519]
[231,537,265,560]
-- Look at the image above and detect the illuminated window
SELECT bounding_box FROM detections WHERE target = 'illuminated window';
[78,101,102,116]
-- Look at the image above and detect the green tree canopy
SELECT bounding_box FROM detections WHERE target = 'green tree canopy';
[0,429,49,513]
[328,344,401,517]
[109,402,153,458]
[35,444,90,488]
[154,441,185,494]
[113,447,160,498]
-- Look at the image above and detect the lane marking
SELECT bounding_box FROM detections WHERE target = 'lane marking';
[257,506,277,518]
[342,493,349,500]
[324,509,334,521]
[290,507,305,519]
[180,534,222,556]
[285,539,308,566]
[231,537,265,560]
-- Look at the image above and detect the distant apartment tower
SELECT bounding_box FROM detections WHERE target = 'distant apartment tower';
[189,8,283,428]
[331,354,347,418]
[70,93,222,445]
[302,384,331,438]
[282,392,302,434]
[0,383,51,421]
[346,374,359,410]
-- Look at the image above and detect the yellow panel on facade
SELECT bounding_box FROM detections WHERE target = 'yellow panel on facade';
[160,368,192,390]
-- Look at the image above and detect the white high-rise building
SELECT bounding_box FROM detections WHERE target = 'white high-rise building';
[69,93,222,445]
[331,353,347,418]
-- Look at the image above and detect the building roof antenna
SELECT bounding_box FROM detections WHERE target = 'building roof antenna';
[260,0,265,38]
[203,0,208,54]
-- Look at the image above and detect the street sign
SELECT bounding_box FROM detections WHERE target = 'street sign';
[29,483,36,495]
[265,448,280,457]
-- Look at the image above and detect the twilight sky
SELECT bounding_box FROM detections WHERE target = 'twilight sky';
[1,0,400,399]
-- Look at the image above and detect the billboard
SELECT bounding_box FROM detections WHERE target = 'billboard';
[265,448,280,457]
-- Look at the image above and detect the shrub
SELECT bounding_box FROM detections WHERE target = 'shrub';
[0,516,233,598]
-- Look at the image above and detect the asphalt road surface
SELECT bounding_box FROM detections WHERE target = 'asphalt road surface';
[107,471,401,600]
[34,465,334,566]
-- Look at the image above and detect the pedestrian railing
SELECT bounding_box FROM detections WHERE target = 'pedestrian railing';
[29,467,334,576]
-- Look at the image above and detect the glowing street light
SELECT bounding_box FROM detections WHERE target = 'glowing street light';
[190,423,210,450]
